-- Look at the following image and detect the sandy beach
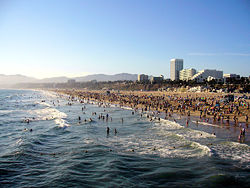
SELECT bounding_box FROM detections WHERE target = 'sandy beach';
[52,89,250,127]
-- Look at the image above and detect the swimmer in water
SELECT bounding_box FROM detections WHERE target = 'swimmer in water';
[114,128,117,135]
[106,127,110,135]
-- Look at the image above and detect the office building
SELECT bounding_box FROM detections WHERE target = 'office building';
[223,74,240,83]
[170,59,183,81]
[150,75,164,83]
[223,74,240,79]
[138,74,149,82]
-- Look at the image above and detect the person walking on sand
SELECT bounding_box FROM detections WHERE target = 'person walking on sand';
[238,127,246,143]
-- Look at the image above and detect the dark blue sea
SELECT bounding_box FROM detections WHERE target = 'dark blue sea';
[0,89,249,187]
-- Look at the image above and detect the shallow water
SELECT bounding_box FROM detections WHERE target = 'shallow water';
[0,89,249,187]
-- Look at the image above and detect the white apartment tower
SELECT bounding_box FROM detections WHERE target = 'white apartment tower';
[179,69,197,81]
[170,59,183,81]
[191,69,223,82]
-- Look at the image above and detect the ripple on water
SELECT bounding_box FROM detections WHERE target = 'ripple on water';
[0,89,249,187]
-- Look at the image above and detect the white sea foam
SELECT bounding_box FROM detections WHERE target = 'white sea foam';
[152,118,216,140]
[98,116,214,158]
[28,107,70,128]
[39,90,59,99]
[28,107,66,120]
[0,110,16,114]
[192,120,222,128]
[158,118,183,129]
[211,141,250,166]
[120,106,133,110]
[101,128,212,159]
[35,101,52,107]
[190,142,211,156]
[54,118,70,128]
[180,128,216,139]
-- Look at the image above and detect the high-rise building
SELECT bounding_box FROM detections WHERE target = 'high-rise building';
[170,59,183,81]
[138,74,149,82]
[179,69,197,81]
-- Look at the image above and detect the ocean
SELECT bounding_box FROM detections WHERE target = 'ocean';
[0,89,249,187]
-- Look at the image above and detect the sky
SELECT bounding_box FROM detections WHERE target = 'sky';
[0,0,249,79]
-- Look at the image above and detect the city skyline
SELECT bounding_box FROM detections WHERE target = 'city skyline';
[0,0,249,79]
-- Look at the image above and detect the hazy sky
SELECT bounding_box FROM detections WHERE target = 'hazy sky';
[0,0,249,79]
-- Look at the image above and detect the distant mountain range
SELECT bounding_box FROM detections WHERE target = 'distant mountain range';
[0,74,38,86]
[0,73,138,87]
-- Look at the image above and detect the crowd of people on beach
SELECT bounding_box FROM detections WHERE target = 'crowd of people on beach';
[55,89,249,142]
[59,90,249,125]
[22,90,249,143]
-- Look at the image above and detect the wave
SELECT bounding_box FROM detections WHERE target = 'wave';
[54,118,70,128]
[0,110,21,117]
[27,107,70,128]
[38,90,59,99]
[35,101,52,107]
[157,118,183,129]
[120,106,133,110]
[192,121,222,128]
[190,142,211,156]
[210,141,250,167]
[30,107,64,119]
[98,129,212,159]
[149,117,217,140]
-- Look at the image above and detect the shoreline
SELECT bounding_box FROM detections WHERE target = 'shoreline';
[46,88,249,143]
[50,89,249,128]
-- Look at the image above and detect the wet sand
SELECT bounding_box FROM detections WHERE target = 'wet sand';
[51,89,249,138]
